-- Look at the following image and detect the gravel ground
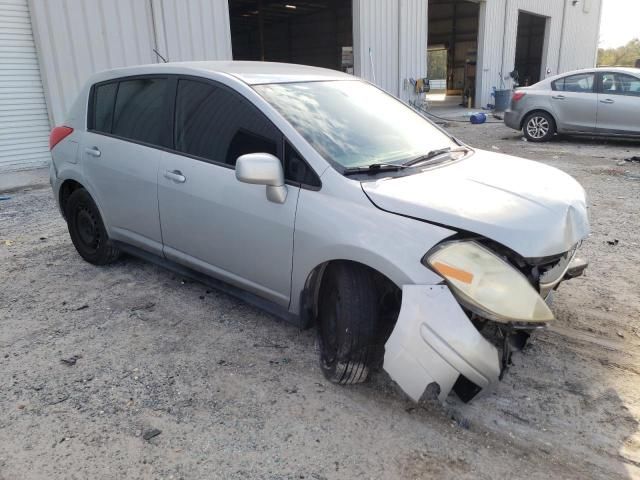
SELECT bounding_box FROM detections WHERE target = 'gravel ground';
[1,121,639,479]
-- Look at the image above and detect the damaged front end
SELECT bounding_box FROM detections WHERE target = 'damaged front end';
[383,240,587,403]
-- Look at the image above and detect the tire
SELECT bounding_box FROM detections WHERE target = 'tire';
[65,188,120,265]
[522,111,555,142]
[317,262,379,385]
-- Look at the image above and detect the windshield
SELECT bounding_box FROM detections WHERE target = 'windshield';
[254,80,456,169]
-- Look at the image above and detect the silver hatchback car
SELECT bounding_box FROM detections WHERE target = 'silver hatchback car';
[50,62,589,403]
[504,67,640,142]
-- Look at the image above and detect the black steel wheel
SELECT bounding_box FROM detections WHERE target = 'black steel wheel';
[65,188,120,265]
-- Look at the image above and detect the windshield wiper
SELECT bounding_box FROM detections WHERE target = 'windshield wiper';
[402,146,469,167]
[342,163,408,176]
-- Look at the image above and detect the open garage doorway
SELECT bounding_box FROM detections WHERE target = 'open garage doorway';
[228,1,353,72]
[514,11,547,86]
[427,0,479,108]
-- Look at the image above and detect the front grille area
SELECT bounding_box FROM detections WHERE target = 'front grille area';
[537,246,577,287]
[478,238,579,295]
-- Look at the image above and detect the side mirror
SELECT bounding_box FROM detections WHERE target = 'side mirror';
[235,153,287,204]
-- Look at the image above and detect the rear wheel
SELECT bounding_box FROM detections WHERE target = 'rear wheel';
[65,188,120,265]
[317,263,379,385]
[523,111,555,142]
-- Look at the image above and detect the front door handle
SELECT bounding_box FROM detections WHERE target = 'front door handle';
[600,98,615,104]
[164,170,186,183]
[551,95,566,100]
[85,146,101,157]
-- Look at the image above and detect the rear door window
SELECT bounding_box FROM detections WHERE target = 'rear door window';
[92,82,117,133]
[601,73,640,96]
[174,79,280,166]
[552,73,595,93]
[111,78,169,146]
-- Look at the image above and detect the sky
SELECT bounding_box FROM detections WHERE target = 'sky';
[598,0,640,48]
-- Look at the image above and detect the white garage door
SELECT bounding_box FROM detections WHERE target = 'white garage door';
[0,0,50,172]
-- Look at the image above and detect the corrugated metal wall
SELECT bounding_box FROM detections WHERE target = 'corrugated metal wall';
[353,0,428,101]
[29,0,232,126]
[558,0,602,72]
[150,0,232,63]
[399,0,428,101]
[476,0,601,108]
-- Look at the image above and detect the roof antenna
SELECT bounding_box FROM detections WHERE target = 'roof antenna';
[153,48,168,63]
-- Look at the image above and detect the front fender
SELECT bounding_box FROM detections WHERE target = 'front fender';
[384,285,500,403]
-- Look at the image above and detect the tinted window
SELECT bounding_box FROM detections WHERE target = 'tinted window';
[175,79,279,166]
[553,73,594,93]
[112,78,168,145]
[92,82,117,133]
[601,73,640,96]
[285,142,320,187]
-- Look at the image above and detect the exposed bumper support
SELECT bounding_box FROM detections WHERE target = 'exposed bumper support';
[383,285,501,403]
[564,257,588,280]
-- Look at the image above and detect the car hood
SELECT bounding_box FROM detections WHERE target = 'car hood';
[361,150,590,259]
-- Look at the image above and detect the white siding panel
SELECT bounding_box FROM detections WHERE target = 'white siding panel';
[399,0,428,101]
[353,0,400,96]
[0,0,50,171]
[559,0,602,71]
[476,0,601,108]
[354,0,427,100]
[151,0,232,62]
[29,0,232,127]
[29,0,158,126]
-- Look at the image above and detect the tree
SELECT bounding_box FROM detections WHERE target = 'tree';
[427,49,447,79]
[597,38,640,67]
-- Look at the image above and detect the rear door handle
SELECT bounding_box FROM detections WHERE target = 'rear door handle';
[164,169,186,183]
[551,95,565,100]
[600,98,615,104]
[85,146,101,157]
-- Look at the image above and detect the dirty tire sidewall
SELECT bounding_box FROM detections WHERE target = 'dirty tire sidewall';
[523,111,555,142]
[317,263,378,385]
[66,188,120,265]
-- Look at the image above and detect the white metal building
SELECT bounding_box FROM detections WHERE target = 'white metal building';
[0,0,602,172]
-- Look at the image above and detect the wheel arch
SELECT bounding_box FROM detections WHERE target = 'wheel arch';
[59,179,85,218]
[57,178,111,238]
[520,108,558,131]
[298,259,401,330]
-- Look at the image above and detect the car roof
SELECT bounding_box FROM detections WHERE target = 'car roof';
[542,66,640,83]
[91,61,355,86]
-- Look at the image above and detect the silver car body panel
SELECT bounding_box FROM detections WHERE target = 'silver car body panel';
[158,149,300,306]
[362,150,590,259]
[384,285,501,402]
[50,61,592,403]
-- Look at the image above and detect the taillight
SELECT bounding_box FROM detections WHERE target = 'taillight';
[512,91,526,102]
[49,126,74,150]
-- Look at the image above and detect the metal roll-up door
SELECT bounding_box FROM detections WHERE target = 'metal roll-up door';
[0,0,50,172]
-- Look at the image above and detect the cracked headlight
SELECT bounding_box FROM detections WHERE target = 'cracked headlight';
[424,241,553,323]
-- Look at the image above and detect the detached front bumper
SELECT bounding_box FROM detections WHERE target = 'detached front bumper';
[384,257,589,403]
[383,285,501,403]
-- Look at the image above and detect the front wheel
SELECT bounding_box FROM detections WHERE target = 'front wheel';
[317,263,379,385]
[65,188,121,265]
[522,112,555,142]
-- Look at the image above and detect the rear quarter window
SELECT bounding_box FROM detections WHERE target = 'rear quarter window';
[91,82,117,133]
